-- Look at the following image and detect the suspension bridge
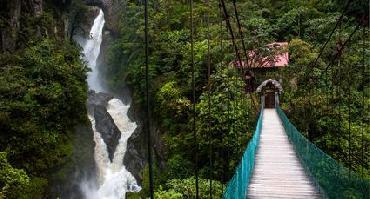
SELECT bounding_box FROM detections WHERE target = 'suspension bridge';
[248,109,320,198]
[140,0,370,198]
[221,80,369,198]
[220,0,369,196]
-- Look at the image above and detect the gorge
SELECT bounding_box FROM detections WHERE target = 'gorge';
[0,0,368,198]
[78,8,141,198]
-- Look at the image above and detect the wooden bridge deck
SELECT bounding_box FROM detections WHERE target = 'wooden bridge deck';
[248,109,321,199]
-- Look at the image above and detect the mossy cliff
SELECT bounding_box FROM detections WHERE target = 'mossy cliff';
[0,0,94,198]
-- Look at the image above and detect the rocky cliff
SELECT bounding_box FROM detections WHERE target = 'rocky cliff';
[124,99,166,184]
[0,0,89,52]
[84,0,122,35]
[0,0,43,51]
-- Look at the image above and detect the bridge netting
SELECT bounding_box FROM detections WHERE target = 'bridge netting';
[277,107,369,199]
[223,110,263,198]
[223,107,370,199]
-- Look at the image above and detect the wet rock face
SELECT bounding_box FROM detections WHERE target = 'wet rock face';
[32,0,43,17]
[87,90,112,111]
[123,102,166,184]
[124,123,146,183]
[84,0,121,34]
[84,0,105,8]
[1,0,21,51]
[88,91,121,161]
[94,104,121,161]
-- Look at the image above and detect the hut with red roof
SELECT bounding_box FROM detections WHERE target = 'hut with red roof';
[231,42,289,92]
[232,42,289,69]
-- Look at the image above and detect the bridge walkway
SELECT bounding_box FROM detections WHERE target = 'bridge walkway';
[248,109,320,198]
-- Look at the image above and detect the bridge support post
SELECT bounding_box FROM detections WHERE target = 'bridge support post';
[275,92,279,107]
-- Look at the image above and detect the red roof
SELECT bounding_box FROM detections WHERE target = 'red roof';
[232,42,289,68]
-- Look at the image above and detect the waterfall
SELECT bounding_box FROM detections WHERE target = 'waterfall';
[79,9,141,199]
[83,9,105,92]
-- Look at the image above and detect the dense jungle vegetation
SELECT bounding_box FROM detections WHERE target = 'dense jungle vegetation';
[0,0,89,198]
[105,0,369,198]
[0,0,368,198]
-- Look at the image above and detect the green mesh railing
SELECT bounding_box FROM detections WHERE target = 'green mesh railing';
[223,109,263,199]
[276,106,370,199]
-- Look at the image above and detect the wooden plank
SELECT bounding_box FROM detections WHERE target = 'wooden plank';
[248,109,321,199]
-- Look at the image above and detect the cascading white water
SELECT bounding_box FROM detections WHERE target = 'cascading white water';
[84,101,140,199]
[79,9,141,199]
[97,99,140,198]
[83,9,105,92]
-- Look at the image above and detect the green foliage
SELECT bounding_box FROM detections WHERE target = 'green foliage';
[154,187,183,199]
[196,67,256,178]
[104,1,257,197]
[156,81,191,119]
[281,27,370,177]
[0,38,87,195]
[275,6,321,40]
[155,177,224,199]
[164,154,193,180]
[0,38,87,174]
[0,152,30,199]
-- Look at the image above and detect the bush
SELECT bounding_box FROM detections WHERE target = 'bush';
[161,177,224,199]
[0,152,30,199]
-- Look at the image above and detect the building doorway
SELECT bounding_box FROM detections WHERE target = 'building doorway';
[256,79,283,109]
[265,92,276,108]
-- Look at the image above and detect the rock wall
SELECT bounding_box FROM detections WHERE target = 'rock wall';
[0,0,72,52]
[84,0,122,34]
[124,100,166,183]
[1,0,23,51]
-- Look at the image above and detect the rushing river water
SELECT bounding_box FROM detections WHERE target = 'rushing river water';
[79,9,141,199]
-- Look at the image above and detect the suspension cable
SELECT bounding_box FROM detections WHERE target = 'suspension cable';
[348,85,352,179]
[205,0,213,197]
[190,0,199,197]
[311,0,351,70]
[218,1,225,195]
[230,0,251,147]
[323,23,361,76]
[232,0,249,68]
[361,20,365,178]
[219,0,242,66]
[228,0,258,112]
[223,0,232,188]
[333,18,343,177]
[144,0,154,197]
